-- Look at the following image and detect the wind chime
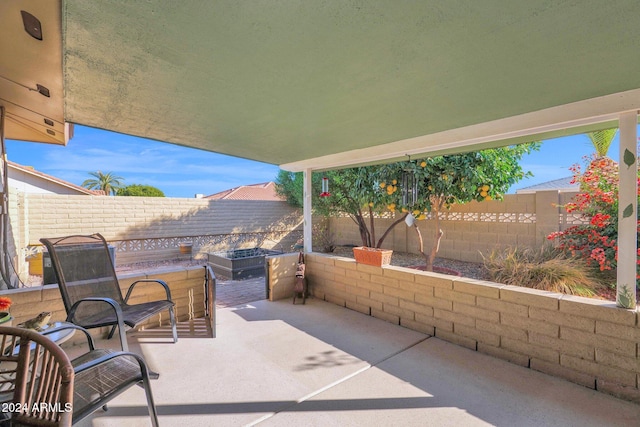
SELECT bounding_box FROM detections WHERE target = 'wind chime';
[402,157,418,226]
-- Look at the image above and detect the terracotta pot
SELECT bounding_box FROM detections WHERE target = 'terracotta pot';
[353,247,393,267]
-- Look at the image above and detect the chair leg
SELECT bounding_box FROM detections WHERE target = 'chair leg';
[169,306,178,343]
[107,325,117,339]
[112,318,129,352]
[141,376,160,427]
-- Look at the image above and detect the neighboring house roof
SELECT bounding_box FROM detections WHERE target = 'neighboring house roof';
[515,176,578,194]
[7,161,102,195]
[205,182,284,201]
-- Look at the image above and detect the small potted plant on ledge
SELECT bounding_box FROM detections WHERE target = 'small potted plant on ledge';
[0,296,12,326]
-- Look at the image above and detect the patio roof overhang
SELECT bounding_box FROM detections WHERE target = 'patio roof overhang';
[2,1,640,170]
[0,1,638,305]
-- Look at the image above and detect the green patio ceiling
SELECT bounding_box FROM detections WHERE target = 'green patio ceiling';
[61,1,640,169]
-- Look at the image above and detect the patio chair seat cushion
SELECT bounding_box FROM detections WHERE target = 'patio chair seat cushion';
[72,300,175,330]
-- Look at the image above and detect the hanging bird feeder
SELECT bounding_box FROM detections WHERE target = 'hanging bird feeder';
[319,177,331,197]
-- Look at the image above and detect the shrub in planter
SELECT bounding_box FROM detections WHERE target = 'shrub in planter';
[547,155,640,294]
[482,246,605,297]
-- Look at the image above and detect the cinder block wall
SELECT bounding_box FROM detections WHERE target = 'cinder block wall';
[302,253,640,403]
[3,266,206,343]
[267,253,299,301]
[331,191,578,262]
[13,193,302,269]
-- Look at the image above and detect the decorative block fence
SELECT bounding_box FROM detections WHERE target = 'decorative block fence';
[8,189,583,286]
[268,252,640,403]
[9,193,303,283]
[330,190,583,263]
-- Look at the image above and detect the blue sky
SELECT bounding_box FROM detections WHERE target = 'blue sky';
[5,125,626,198]
[6,126,280,198]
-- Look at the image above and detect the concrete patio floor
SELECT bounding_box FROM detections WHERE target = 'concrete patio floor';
[64,295,640,426]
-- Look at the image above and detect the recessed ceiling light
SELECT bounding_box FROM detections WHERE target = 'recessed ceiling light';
[20,11,43,40]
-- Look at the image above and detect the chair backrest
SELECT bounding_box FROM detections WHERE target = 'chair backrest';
[40,234,124,319]
[0,326,74,426]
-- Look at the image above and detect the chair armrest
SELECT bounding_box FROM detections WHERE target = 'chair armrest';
[123,279,173,304]
[68,297,129,351]
[41,323,96,351]
[73,349,152,381]
[68,297,125,324]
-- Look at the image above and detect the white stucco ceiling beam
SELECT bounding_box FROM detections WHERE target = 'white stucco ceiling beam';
[281,89,640,172]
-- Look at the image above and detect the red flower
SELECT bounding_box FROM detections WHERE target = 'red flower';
[590,213,611,228]
[548,154,640,285]
[0,296,12,311]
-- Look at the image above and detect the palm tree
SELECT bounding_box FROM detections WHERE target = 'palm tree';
[586,128,618,158]
[82,171,124,195]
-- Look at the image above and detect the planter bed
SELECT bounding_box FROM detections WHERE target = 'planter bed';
[208,248,283,280]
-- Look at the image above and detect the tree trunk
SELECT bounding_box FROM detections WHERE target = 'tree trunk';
[413,196,444,271]
[376,212,409,248]
[413,222,424,256]
[368,206,376,248]
[425,208,444,271]
[352,211,370,247]
[358,217,370,247]
[426,228,443,271]
[412,222,442,272]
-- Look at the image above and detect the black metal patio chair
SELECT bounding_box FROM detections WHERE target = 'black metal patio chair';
[0,325,159,426]
[40,234,178,352]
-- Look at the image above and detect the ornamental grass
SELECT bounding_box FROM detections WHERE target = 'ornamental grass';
[482,245,605,297]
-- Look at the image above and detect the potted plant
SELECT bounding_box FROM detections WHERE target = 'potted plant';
[352,246,393,267]
[0,296,12,326]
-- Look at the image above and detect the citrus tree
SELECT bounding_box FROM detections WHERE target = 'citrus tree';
[277,143,538,270]
[377,144,538,270]
[276,168,388,246]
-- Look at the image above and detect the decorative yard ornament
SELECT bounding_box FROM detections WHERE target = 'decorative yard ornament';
[319,176,331,197]
[405,213,416,227]
[401,156,418,207]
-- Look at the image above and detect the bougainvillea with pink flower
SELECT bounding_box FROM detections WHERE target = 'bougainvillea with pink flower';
[548,155,640,287]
